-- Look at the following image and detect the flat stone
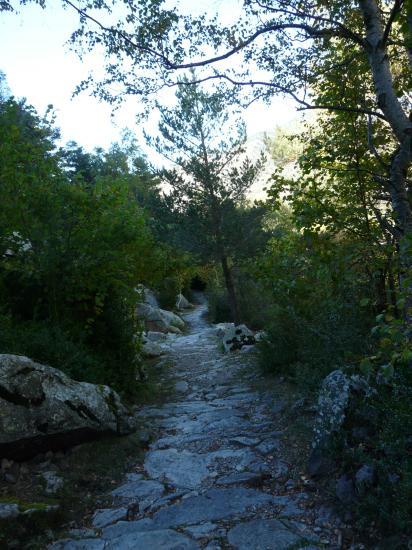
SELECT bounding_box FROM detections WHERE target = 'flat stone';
[184,522,217,539]
[152,488,274,528]
[48,539,106,549]
[111,480,165,503]
[145,449,210,488]
[144,448,257,489]
[92,507,128,529]
[227,519,304,549]
[148,491,187,513]
[273,495,305,518]
[105,529,199,549]
[102,518,156,540]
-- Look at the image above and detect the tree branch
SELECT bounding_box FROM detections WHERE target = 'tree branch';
[382,0,404,46]
[64,0,365,71]
[162,72,388,121]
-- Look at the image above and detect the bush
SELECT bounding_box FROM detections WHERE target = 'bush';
[0,97,177,398]
[206,284,232,323]
[252,231,374,388]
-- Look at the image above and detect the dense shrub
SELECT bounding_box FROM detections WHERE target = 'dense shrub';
[253,230,375,388]
[0,97,177,397]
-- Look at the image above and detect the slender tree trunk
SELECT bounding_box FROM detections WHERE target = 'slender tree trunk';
[359,0,412,320]
[221,255,240,325]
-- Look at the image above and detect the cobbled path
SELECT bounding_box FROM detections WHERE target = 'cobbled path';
[51,301,341,549]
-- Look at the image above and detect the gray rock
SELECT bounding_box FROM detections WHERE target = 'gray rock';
[125,472,144,482]
[144,448,257,489]
[227,519,305,549]
[92,507,128,529]
[151,488,274,528]
[256,439,280,455]
[336,474,356,504]
[105,529,198,549]
[138,286,159,308]
[184,522,217,539]
[48,539,106,549]
[272,459,290,478]
[141,341,164,358]
[102,518,156,539]
[111,479,165,504]
[145,449,210,489]
[176,294,192,310]
[41,471,64,494]
[312,370,351,450]
[0,502,19,519]
[222,324,255,353]
[136,304,185,333]
[175,381,189,392]
[0,354,135,460]
[285,479,295,490]
[312,370,373,452]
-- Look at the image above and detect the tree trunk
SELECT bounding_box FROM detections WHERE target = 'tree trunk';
[221,255,240,325]
[359,0,412,321]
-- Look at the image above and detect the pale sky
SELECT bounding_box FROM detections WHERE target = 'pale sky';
[0,1,297,164]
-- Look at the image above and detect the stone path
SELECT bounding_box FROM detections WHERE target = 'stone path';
[50,302,341,549]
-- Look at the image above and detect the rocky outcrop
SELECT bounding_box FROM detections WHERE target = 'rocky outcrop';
[0,355,136,460]
[222,324,255,352]
[137,303,185,334]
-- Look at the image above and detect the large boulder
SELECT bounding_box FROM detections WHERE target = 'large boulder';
[308,369,374,478]
[175,293,193,310]
[135,285,159,308]
[0,354,136,460]
[136,303,185,334]
[222,324,256,352]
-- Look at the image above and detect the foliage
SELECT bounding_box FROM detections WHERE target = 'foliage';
[147,75,265,323]
[0,95,181,396]
[254,226,374,388]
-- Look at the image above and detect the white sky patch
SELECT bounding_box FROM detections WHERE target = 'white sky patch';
[0,1,298,165]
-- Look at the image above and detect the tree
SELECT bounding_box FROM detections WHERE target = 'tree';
[5,2,412,292]
[15,0,402,320]
[147,76,263,324]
